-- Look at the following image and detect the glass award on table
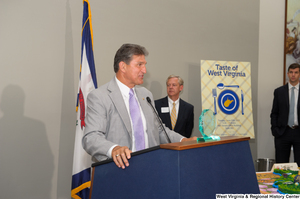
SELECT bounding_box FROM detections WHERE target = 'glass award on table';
[197,109,220,142]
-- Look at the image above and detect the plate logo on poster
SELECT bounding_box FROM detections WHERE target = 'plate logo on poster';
[218,89,239,115]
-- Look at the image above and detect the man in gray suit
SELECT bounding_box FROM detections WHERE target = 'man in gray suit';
[82,44,196,169]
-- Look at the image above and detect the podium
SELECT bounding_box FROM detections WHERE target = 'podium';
[89,136,259,199]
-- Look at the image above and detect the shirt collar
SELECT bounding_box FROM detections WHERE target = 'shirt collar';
[168,96,179,105]
[115,76,134,97]
[288,82,299,90]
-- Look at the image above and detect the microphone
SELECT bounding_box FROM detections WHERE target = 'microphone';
[146,97,171,143]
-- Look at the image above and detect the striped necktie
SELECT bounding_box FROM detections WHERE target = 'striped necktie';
[171,102,177,130]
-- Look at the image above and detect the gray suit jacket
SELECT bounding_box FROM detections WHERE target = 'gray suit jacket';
[82,77,184,162]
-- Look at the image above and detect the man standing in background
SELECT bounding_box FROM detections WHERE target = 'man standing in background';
[155,75,194,138]
[271,63,300,166]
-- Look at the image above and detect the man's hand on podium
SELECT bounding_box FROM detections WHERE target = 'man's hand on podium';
[112,146,132,169]
[181,136,198,142]
[111,137,197,169]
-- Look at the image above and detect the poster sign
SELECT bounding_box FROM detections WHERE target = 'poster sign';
[200,60,254,138]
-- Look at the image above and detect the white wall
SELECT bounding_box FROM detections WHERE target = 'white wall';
[0,1,66,198]
[257,0,285,160]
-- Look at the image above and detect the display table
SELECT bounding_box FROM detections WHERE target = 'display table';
[256,172,281,194]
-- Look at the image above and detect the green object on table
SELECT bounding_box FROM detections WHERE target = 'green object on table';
[197,109,219,142]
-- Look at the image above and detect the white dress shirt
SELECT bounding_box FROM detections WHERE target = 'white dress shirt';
[288,82,299,126]
[106,77,149,158]
[168,96,180,119]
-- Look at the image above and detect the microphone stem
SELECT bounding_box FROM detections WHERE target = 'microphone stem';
[146,97,171,143]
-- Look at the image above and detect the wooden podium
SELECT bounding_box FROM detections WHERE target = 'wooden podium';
[89,136,259,199]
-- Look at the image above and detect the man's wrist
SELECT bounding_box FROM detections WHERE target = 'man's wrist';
[107,144,118,158]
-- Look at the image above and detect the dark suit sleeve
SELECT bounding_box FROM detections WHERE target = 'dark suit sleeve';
[270,86,288,137]
[184,104,194,138]
[154,100,162,117]
[270,89,280,137]
[154,98,172,129]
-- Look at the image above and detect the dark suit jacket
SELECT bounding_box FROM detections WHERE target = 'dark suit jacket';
[270,84,300,137]
[155,96,194,138]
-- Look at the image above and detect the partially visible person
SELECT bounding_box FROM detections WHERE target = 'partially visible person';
[82,44,197,169]
[155,75,194,138]
[271,63,300,166]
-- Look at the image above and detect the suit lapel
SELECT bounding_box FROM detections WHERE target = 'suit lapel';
[107,78,132,137]
[135,87,155,145]
[297,85,300,120]
[284,84,289,108]
[175,99,185,130]
[162,97,172,128]
[135,87,161,146]
[135,87,148,118]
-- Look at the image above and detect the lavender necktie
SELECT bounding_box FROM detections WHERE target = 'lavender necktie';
[129,88,145,151]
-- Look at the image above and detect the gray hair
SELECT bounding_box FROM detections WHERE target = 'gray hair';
[166,75,184,86]
[113,43,149,73]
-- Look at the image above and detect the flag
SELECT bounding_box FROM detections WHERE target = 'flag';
[71,0,97,198]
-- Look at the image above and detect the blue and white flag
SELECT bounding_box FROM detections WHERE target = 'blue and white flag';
[71,1,97,198]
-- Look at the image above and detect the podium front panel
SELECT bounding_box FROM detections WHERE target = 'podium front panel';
[179,140,259,198]
[90,138,259,199]
[91,148,181,199]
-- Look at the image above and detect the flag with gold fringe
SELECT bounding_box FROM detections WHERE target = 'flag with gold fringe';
[71,0,97,198]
